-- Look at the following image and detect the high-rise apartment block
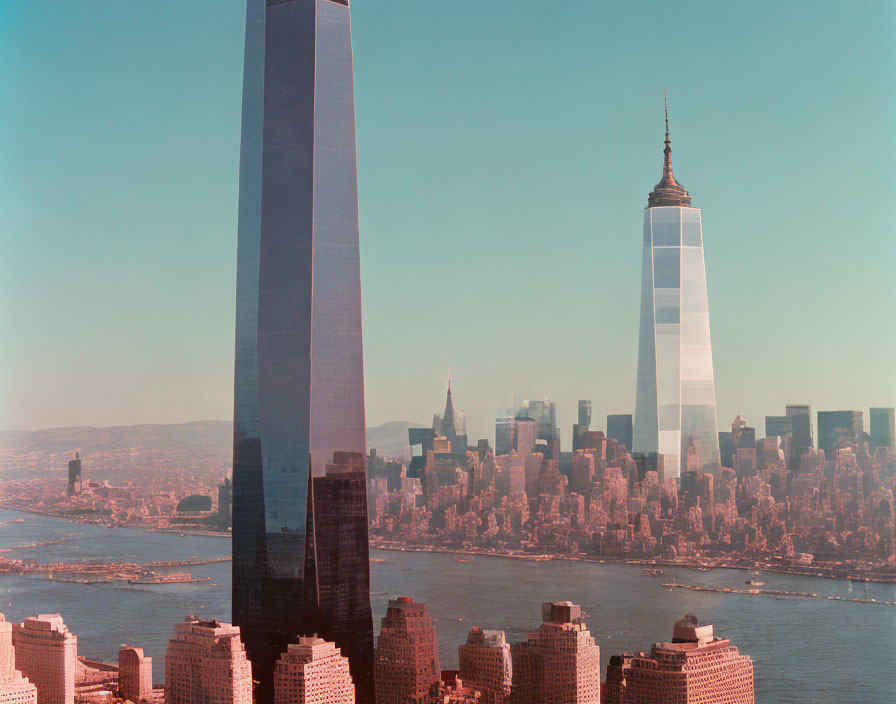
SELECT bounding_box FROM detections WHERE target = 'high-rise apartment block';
[458,627,512,704]
[870,407,895,450]
[817,411,864,454]
[118,647,152,703]
[0,615,36,704]
[374,597,440,704]
[274,637,354,704]
[621,616,754,704]
[12,615,76,704]
[511,602,600,704]
[633,103,720,477]
[164,617,252,704]
[231,0,374,698]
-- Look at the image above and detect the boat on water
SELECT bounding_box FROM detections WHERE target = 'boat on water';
[643,568,665,576]
[455,557,468,563]
[746,569,764,586]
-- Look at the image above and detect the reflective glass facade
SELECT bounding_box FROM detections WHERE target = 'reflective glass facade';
[232,0,372,700]
[633,206,720,476]
[870,407,896,451]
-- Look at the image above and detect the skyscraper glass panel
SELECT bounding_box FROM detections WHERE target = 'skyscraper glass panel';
[231,1,372,700]
[633,106,720,477]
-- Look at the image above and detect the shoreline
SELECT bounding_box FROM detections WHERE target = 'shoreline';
[3,505,893,584]
[369,542,896,584]
[0,503,231,538]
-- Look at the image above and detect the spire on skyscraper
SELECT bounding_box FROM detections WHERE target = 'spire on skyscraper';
[442,374,456,437]
[648,91,691,207]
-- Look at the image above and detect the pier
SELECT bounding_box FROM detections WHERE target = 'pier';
[661,582,895,606]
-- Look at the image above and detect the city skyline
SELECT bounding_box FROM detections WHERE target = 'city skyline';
[3,1,895,444]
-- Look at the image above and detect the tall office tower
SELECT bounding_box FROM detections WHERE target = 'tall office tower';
[13,615,76,704]
[66,452,81,496]
[622,615,754,704]
[764,415,792,441]
[495,415,515,456]
[433,379,468,453]
[304,453,374,692]
[118,647,152,703]
[519,400,559,458]
[495,416,536,457]
[785,405,813,470]
[374,597,440,704]
[632,103,720,478]
[786,405,813,446]
[164,617,252,704]
[0,615,36,704]
[870,407,895,450]
[231,0,373,698]
[573,401,593,451]
[817,411,864,453]
[578,401,592,430]
[764,415,792,468]
[717,431,735,468]
[217,477,233,527]
[571,400,592,450]
[274,637,354,704]
[511,602,601,704]
[458,627,512,704]
[606,414,633,452]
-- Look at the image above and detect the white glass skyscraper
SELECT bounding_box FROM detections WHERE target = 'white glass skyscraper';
[632,106,720,477]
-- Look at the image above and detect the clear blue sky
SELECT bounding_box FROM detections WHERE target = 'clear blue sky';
[2,0,895,444]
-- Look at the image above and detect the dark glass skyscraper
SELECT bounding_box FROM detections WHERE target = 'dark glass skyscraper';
[870,407,896,451]
[231,0,372,700]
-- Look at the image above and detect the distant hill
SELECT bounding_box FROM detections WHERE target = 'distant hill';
[366,421,422,461]
[0,421,232,455]
[0,420,421,482]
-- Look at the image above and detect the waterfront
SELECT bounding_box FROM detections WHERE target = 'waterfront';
[0,508,893,703]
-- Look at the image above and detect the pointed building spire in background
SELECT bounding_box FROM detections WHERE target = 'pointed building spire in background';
[648,89,692,207]
[442,373,456,437]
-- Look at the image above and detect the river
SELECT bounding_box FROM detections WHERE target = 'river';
[0,508,893,703]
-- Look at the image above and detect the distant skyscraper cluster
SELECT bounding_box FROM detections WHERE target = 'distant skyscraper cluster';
[372,385,895,575]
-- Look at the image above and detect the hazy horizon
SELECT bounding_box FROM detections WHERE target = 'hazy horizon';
[3,1,895,444]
